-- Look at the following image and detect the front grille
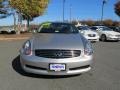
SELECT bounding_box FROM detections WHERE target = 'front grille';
[35,49,81,59]
[88,34,96,37]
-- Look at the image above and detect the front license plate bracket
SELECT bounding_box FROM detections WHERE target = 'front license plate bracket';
[49,64,66,71]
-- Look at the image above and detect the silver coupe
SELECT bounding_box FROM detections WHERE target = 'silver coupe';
[20,22,93,75]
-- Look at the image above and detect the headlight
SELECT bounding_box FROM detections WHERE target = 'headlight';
[23,40,32,55]
[84,42,93,56]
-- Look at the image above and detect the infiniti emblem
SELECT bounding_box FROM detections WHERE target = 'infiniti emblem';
[54,52,63,57]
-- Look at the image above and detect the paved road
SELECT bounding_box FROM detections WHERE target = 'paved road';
[0,40,120,90]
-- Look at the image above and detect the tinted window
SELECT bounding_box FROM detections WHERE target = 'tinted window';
[90,27,97,30]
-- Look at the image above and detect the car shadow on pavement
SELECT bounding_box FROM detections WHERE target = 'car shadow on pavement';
[12,55,80,79]
[101,40,119,42]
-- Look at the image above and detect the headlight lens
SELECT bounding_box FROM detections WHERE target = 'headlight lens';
[84,42,93,56]
[23,40,32,55]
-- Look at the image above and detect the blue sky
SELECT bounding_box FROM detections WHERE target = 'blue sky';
[0,0,119,26]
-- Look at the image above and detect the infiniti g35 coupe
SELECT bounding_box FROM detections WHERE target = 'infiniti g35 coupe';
[20,22,93,75]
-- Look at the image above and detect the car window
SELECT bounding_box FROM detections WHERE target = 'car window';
[77,26,90,30]
[90,27,97,30]
[99,26,113,31]
[38,23,79,34]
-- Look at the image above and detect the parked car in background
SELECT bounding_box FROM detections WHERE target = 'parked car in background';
[0,27,16,34]
[77,26,99,42]
[20,27,27,33]
[20,22,93,75]
[90,26,120,41]
[108,26,120,33]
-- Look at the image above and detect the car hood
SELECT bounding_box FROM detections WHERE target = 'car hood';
[32,33,84,50]
[103,31,120,35]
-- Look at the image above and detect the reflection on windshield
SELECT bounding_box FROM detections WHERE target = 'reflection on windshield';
[38,23,79,34]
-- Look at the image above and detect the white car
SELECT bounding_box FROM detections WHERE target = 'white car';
[0,27,16,34]
[77,26,99,42]
[90,26,120,41]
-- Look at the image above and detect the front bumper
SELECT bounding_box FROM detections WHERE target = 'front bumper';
[20,54,93,75]
[84,36,99,42]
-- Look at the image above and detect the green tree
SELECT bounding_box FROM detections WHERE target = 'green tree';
[115,1,120,17]
[9,0,49,27]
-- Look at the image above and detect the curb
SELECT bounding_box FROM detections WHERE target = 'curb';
[0,37,29,41]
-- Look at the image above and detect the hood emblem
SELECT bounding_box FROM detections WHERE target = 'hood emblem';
[54,52,63,57]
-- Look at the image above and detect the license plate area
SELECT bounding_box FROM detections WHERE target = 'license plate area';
[49,64,66,71]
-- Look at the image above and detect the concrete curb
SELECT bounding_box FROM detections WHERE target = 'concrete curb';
[0,37,29,41]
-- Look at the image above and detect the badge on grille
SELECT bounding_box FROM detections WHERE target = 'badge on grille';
[54,52,63,57]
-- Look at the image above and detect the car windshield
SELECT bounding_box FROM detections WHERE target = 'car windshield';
[99,26,113,31]
[38,22,79,34]
[77,26,90,31]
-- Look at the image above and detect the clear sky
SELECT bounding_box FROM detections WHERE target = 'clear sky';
[0,0,119,26]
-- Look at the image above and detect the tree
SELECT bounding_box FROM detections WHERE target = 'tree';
[115,1,120,17]
[9,0,49,27]
[85,20,95,26]
[113,21,120,26]
[71,20,78,25]
[103,19,113,26]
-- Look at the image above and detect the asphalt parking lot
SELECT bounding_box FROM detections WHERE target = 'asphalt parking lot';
[0,40,120,90]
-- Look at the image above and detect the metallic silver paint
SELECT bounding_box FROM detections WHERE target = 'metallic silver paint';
[20,23,93,75]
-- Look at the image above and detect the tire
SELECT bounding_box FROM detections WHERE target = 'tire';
[101,34,106,42]
[11,31,16,34]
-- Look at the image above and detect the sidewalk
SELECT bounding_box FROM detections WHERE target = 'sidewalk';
[0,33,32,41]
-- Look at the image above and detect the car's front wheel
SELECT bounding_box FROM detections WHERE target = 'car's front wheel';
[101,34,107,42]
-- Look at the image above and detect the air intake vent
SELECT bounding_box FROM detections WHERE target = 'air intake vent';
[35,49,81,59]
[88,34,96,37]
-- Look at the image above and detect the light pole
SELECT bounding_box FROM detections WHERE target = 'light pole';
[101,0,107,24]
[70,4,72,23]
[63,0,65,22]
